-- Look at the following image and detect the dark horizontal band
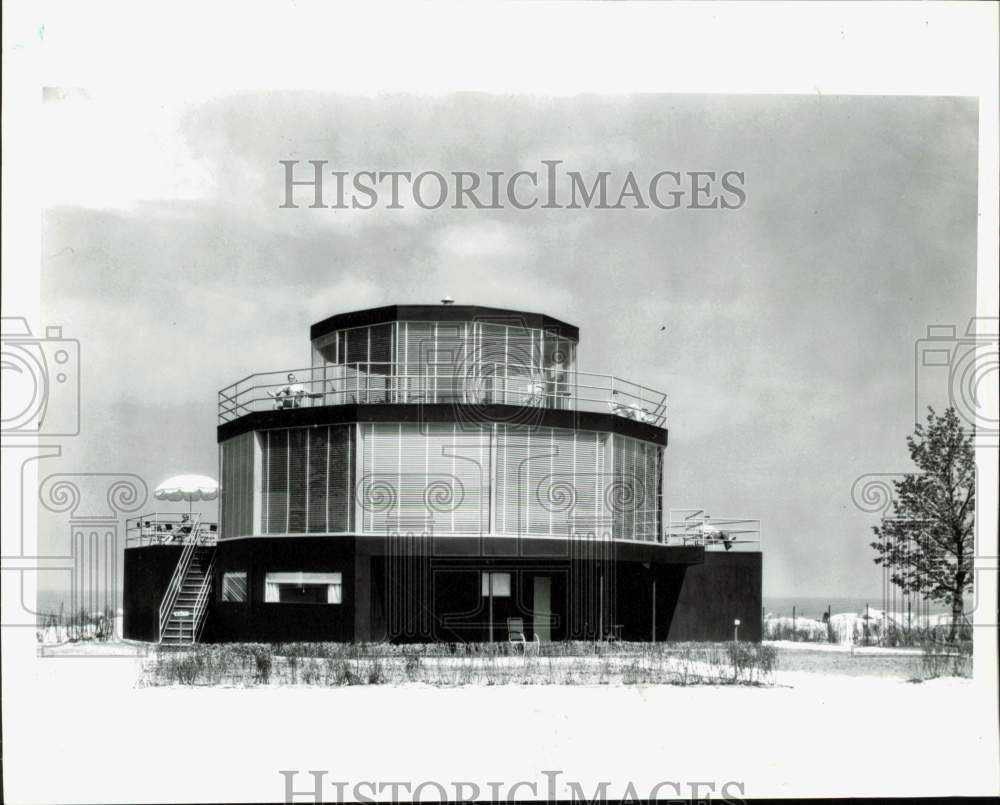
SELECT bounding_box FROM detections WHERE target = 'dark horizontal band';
[310,305,580,342]
[217,402,668,445]
[214,534,705,566]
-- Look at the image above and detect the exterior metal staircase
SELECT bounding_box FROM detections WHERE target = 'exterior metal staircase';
[158,516,217,644]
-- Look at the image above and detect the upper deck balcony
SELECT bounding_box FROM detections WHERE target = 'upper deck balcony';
[125,512,219,548]
[218,362,666,427]
[218,304,667,427]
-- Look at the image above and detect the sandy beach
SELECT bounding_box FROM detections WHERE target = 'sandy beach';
[5,634,996,803]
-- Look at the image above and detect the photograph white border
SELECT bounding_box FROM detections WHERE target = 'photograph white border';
[2,2,997,801]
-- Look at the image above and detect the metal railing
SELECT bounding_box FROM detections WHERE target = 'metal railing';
[125,512,219,548]
[663,509,762,552]
[218,362,667,427]
[157,513,203,642]
[193,553,216,643]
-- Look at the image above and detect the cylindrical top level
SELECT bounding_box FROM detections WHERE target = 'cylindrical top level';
[310,307,581,410]
[310,304,579,342]
[217,304,666,429]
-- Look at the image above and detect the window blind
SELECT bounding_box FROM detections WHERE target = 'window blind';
[261,425,354,535]
[361,422,489,534]
[220,432,254,539]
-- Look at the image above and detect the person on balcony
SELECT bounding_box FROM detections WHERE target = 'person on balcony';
[699,517,734,551]
[521,379,546,407]
[268,373,304,409]
[268,373,321,409]
[608,391,634,419]
[634,406,654,423]
[176,514,194,538]
[545,359,568,409]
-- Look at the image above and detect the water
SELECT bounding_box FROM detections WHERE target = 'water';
[35,590,965,626]
[763,596,961,620]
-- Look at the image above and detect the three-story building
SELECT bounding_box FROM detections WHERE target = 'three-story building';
[124,303,762,643]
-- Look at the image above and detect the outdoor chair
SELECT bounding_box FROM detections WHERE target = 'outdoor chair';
[507,617,540,654]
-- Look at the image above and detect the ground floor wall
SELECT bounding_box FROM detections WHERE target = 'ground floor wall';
[665,551,764,642]
[123,544,183,641]
[148,536,762,643]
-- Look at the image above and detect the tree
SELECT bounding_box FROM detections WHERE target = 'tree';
[870,407,975,642]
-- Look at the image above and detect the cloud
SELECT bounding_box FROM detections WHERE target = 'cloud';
[41,88,216,210]
[431,220,533,261]
[37,92,979,599]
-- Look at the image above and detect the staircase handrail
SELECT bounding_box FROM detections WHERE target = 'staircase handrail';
[193,552,216,643]
[157,513,202,642]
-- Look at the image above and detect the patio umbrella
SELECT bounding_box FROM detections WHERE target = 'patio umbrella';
[154,474,219,513]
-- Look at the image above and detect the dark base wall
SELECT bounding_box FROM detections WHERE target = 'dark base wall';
[666,552,764,642]
[123,545,183,641]
[203,537,357,643]
[126,537,762,643]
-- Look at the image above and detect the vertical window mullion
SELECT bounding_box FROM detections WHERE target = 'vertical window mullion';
[504,326,509,405]
[304,429,310,533]
[261,432,267,534]
[424,422,429,532]
[324,426,330,533]
[452,423,457,533]
[367,424,374,533]
[398,423,403,534]
[594,432,600,534]
[524,427,530,534]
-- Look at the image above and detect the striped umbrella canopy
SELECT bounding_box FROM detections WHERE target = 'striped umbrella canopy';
[154,474,219,512]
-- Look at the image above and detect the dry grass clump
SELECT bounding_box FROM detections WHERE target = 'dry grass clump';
[141,641,779,688]
[909,638,972,682]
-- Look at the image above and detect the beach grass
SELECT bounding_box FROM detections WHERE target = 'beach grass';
[141,640,780,688]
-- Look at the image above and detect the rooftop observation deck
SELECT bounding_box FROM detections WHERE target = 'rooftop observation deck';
[218,362,667,427]
[219,304,667,428]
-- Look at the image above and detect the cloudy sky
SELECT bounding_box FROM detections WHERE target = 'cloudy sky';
[38,91,978,600]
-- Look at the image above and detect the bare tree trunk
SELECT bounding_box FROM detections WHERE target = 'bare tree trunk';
[949,591,964,643]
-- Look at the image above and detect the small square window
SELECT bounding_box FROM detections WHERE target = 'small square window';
[221,571,248,603]
[481,572,511,597]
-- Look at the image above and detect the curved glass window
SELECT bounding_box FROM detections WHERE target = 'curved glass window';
[311,321,577,407]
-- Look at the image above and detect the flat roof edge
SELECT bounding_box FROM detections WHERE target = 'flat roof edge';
[310,305,580,341]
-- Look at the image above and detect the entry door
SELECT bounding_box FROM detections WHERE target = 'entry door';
[533,576,552,642]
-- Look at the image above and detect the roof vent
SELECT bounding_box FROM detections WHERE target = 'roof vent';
[441,296,455,305]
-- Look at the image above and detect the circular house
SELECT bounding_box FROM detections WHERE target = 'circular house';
[124,303,762,644]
